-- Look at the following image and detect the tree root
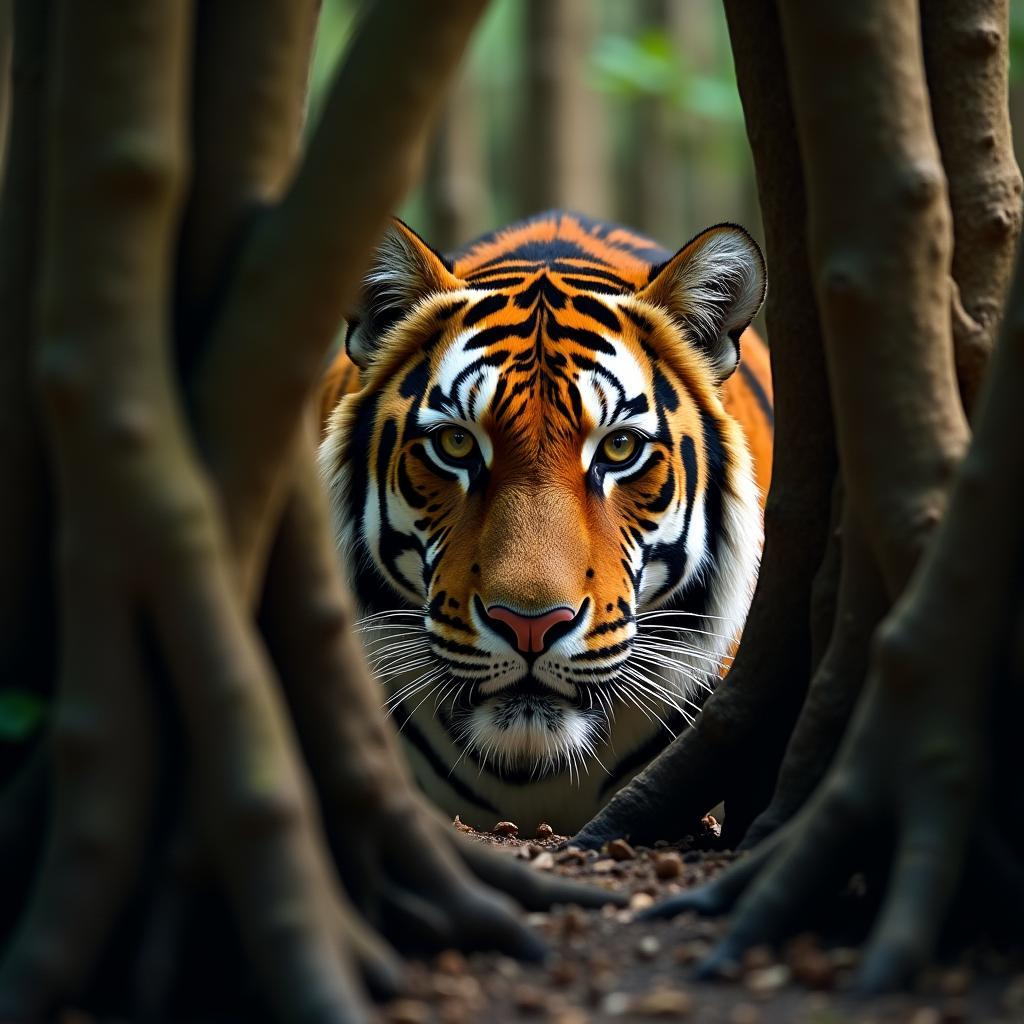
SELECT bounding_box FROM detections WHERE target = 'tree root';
[643,177,1024,995]
[740,510,885,849]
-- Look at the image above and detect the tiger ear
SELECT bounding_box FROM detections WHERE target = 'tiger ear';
[638,224,766,384]
[345,219,463,368]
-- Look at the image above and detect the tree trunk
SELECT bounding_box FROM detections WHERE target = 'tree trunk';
[573,0,838,852]
[0,3,618,1020]
[633,0,1024,994]
[518,0,608,217]
[422,68,487,253]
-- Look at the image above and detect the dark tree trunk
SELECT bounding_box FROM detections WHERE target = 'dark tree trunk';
[602,0,1024,994]
[0,3,618,1020]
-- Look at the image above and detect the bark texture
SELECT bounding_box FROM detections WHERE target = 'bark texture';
[635,0,1024,994]
[921,0,1023,413]
[573,0,837,851]
[0,2,621,1020]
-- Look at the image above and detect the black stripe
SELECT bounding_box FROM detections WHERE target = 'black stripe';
[549,262,633,289]
[572,294,622,333]
[392,703,499,815]
[463,293,510,327]
[739,360,774,431]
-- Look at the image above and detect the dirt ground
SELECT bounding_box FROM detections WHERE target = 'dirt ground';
[383,819,1024,1024]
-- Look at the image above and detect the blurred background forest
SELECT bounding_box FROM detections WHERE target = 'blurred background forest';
[310,0,1024,258]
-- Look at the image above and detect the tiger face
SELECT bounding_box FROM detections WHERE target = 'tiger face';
[320,213,768,832]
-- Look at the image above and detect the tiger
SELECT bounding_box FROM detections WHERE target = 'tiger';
[319,211,773,834]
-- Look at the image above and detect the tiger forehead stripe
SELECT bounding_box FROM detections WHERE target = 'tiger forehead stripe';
[423,273,657,439]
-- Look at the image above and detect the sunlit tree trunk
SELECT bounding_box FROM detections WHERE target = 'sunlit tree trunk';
[518,0,608,217]
[423,68,487,252]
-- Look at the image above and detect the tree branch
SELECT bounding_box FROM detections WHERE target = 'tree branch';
[193,0,489,596]
[0,0,186,1009]
[176,0,321,359]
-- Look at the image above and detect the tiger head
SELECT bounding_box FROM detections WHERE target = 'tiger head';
[320,214,766,829]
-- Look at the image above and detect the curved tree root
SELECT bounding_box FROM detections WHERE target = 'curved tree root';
[740,509,886,849]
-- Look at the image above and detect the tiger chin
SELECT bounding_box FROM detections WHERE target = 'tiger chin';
[319,211,773,835]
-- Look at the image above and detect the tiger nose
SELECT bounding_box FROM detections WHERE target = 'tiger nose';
[485,605,577,655]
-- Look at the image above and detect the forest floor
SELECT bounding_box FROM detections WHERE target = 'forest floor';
[383,819,1024,1024]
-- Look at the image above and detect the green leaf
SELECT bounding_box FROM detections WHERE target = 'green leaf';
[0,690,46,741]
[590,31,683,99]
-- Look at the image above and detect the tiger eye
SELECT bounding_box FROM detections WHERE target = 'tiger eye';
[601,430,638,464]
[438,426,475,460]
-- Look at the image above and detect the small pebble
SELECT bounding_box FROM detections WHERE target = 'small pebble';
[592,858,617,874]
[828,946,861,970]
[551,1012,589,1024]
[494,956,521,979]
[435,949,467,975]
[637,935,662,960]
[492,820,519,837]
[789,948,836,990]
[532,851,556,871]
[556,847,587,865]
[744,964,791,996]
[629,891,655,911]
[535,821,555,839]
[674,940,712,965]
[599,991,629,1016]
[606,838,636,861]
[385,999,431,1024]
[631,987,695,1017]
[654,852,683,880]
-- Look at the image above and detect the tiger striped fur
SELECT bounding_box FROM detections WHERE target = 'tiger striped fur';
[319,212,773,833]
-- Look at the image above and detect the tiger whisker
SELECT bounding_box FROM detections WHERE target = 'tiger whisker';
[633,648,718,685]
[629,652,716,697]
[620,665,703,717]
[635,610,739,623]
[618,672,694,730]
[632,638,729,670]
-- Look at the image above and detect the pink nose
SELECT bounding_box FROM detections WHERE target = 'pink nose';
[485,605,577,654]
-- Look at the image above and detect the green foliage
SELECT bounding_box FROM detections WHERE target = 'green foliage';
[0,689,45,742]
[590,28,742,123]
[1011,2,1024,83]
